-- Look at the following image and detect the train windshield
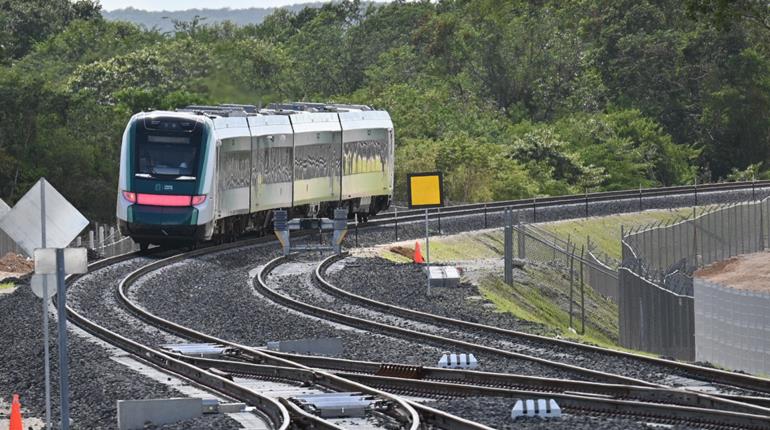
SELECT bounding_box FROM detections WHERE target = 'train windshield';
[136,135,200,178]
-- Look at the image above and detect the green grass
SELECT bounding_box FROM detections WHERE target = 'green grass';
[0,282,14,290]
[480,269,620,348]
[370,207,715,351]
[377,230,504,262]
[540,208,699,261]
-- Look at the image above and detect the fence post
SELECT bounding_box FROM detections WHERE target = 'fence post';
[580,246,586,335]
[76,237,82,247]
[532,197,537,223]
[517,212,526,259]
[692,207,698,268]
[762,199,766,250]
[98,226,105,247]
[437,207,442,234]
[639,183,643,212]
[694,178,698,206]
[110,227,116,244]
[483,203,488,229]
[504,209,513,286]
[552,236,557,261]
[88,230,95,249]
[394,206,398,241]
[569,247,575,330]
[657,221,663,272]
[584,187,589,218]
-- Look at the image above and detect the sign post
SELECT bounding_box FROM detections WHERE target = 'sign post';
[0,178,89,430]
[407,172,444,295]
[40,182,52,430]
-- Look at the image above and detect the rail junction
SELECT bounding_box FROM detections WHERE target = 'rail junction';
[53,180,770,428]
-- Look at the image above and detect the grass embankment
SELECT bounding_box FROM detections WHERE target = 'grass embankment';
[377,207,699,348]
[539,208,697,261]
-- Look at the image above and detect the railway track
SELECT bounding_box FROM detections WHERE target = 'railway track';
[315,254,770,396]
[255,258,770,428]
[64,249,300,429]
[169,354,770,430]
[53,180,770,428]
[65,243,488,429]
[102,245,770,428]
[367,179,770,226]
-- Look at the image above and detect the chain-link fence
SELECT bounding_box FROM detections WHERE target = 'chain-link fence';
[619,197,770,360]
[623,198,770,286]
[502,213,619,333]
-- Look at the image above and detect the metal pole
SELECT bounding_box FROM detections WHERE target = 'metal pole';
[394,206,398,241]
[56,248,70,430]
[437,207,441,234]
[692,206,698,267]
[483,204,487,229]
[580,246,586,335]
[585,188,589,218]
[532,197,537,223]
[504,209,512,286]
[639,183,643,212]
[569,250,575,328]
[354,214,359,248]
[425,209,430,296]
[694,177,698,207]
[759,198,765,251]
[40,181,52,430]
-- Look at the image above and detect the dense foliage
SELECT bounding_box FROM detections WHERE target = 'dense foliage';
[1,0,769,221]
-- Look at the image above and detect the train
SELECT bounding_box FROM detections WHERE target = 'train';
[116,102,394,250]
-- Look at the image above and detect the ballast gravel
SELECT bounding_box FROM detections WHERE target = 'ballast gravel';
[430,397,703,430]
[272,263,584,379]
[322,257,708,387]
[68,256,186,348]
[0,283,243,429]
[133,246,448,365]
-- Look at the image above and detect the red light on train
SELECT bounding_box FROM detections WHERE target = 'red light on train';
[136,193,192,207]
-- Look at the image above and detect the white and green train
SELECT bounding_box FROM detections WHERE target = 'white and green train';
[116,103,394,249]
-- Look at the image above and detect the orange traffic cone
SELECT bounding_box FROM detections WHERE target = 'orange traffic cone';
[413,241,424,264]
[9,394,23,430]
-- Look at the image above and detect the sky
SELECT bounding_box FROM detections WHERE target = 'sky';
[100,0,335,11]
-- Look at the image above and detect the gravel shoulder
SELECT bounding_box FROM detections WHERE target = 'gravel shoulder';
[0,283,244,429]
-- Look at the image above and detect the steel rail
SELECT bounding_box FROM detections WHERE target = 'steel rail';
[315,253,770,395]
[253,257,770,423]
[248,351,770,413]
[111,251,441,430]
[368,180,770,224]
[166,354,770,430]
[256,256,659,386]
[348,373,770,430]
[171,353,770,416]
[62,251,293,430]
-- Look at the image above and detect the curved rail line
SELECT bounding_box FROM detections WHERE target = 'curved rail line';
[367,180,770,226]
[105,246,494,430]
[315,253,770,395]
[253,256,770,429]
[249,351,770,412]
[55,180,770,428]
[164,354,770,430]
[62,250,299,430]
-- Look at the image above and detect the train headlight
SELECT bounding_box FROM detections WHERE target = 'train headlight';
[122,191,137,203]
[191,195,207,206]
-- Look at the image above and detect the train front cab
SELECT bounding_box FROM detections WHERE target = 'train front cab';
[117,113,215,248]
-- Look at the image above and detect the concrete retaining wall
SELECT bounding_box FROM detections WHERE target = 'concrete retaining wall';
[694,277,770,375]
